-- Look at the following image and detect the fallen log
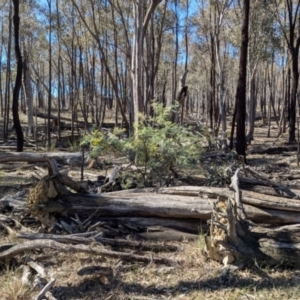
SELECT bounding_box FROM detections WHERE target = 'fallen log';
[33,111,115,129]
[0,152,82,164]
[204,169,300,268]
[43,193,214,219]
[0,239,177,266]
[138,185,300,214]
[17,232,183,252]
[27,187,300,225]
[25,158,300,233]
[248,144,298,155]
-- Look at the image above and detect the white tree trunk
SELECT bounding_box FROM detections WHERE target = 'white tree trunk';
[246,64,257,142]
[215,35,227,150]
[131,0,143,126]
[131,0,162,127]
[23,51,34,137]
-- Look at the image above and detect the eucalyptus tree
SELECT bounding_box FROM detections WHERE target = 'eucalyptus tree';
[55,0,62,139]
[266,0,300,143]
[130,0,162,127]
[0,10,4,119]
[46,0,52,148]
[235,0,250,157]
[144,0,168,115]
[286,0,300,144]
[245,0,280,142]
[1,2,12,141]
[20,0,40,137]
[70,0,130,129]
[212,0,234,150]
[12,0,24,152]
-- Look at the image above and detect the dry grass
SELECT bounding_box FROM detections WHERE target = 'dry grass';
[1,119,300,299]
[0,267,32,300]
[1,236,300,299]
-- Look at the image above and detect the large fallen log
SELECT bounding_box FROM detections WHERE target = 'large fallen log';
[0,152,82,164]
[24,158,300,234]
[35,192,214,219]
[109,186,300,222]
[27,184,300,226]
[180,186,300,212]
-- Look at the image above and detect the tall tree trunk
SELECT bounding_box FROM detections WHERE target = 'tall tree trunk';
[12,0,24,152]
[3,3,12,142]
[278,65,286,136]
[171,0,179,117]
[56,0,62,139]
[183,0,189,124]
[47,0,52,148]
[23,49,34,137]
[130,0,162,129]
[283,0,300,143]
[216,36,227,149]
[0,19,3,118]
[235,0,250,157]
[246,65,257,143]
[289,49,299,143]
[209,32,216,131]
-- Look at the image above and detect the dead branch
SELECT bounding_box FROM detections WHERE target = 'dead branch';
[34,278,56,300]
[27,258,47,278]
[17,232,182,252]
[0,239,178,266]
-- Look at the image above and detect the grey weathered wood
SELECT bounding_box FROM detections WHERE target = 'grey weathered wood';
[141,185,300,214]
[203,170,300,267]
[0,239,177,266]
[54,193,214,219]
[39,191,300,225]
[17,232,182,252]
[0,152,82,164]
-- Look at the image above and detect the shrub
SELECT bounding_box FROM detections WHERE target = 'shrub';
[81,103,204,186]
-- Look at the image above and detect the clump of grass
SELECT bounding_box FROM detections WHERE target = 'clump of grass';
[0,268,31,300]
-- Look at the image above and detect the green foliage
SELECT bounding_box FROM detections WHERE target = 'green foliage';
[205,151,239,187]
[81,103,203,186]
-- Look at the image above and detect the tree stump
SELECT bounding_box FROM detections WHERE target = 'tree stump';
[203,168,300,268]
[27,157,87,228]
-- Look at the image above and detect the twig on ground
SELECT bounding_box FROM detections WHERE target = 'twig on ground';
[34,278,56,300]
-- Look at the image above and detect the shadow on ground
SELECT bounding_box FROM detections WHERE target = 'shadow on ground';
[52,268,300,299]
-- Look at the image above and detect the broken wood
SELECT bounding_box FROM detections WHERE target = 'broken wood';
[0,240,177,266]
[34,278,56,300]
[203,168,300,267]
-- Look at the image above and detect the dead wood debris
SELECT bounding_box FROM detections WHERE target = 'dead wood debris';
[0,158,187,299]
[203,168,300,269]
[3,152,300,299]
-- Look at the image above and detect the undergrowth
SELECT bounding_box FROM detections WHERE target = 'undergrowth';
[81,103,204,186]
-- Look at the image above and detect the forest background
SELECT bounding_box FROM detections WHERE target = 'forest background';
[0,0,299,156]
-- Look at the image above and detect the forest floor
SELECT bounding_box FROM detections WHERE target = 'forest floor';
[1,115,300,300]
